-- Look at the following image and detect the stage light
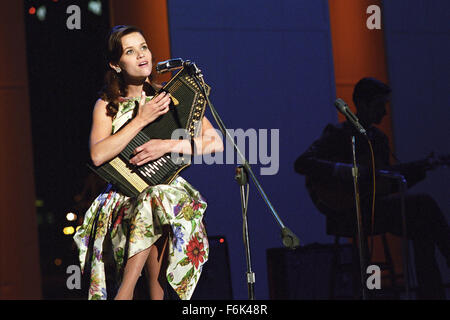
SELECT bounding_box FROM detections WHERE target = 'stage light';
[36,6,47,21]
[66,212,77,221]
[63,226,75,235]
[88,0,102,16]
[219,238,225,244]
[29,7,36,15]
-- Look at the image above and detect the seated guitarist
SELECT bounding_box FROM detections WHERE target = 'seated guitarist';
[294,77,450,299]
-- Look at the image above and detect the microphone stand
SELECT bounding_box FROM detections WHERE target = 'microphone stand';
[235,165,255,299]
[335,99,369,299]
[183,61,301,299]
[351,136,410,300]
[351,135,368,300]
[335,99,410,299]
[351,140,411,300]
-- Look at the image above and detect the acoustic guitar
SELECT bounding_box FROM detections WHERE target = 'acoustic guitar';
[308,153,449,213]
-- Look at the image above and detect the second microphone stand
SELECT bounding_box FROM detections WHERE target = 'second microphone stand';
[184,62,301,299]
[350,135,369,300]
[352,137,411,300]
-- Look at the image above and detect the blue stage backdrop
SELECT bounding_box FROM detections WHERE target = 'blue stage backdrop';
[167,0,337,299]
[383,0,450,285]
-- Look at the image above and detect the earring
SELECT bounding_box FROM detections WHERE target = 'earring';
[115,67,121,73]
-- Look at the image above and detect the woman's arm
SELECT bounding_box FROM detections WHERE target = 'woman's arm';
[90,92,171,166]
[172,116,224,154]
[130,116,224,166]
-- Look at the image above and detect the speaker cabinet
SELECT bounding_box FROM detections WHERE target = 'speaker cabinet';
[267,242,354,299]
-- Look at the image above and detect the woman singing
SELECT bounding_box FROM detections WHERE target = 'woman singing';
[73,25,223,300]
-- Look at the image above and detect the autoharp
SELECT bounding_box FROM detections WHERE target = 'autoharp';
[89,65,209,198]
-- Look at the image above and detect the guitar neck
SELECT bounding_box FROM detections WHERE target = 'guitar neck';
[389,158,430,175]
[389,153,449,175]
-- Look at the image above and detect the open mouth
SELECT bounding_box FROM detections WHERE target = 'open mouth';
[138,61,149,67]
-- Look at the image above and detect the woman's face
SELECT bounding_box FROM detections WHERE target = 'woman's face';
[114,32,153,79]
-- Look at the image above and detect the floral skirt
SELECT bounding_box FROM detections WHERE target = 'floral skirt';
[73,176,208,300]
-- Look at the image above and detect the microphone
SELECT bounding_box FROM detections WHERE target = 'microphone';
[156,58,184,73]
[334,98,367,136]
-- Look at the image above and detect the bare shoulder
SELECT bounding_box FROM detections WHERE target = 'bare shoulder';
[92,98,111,119]
[90,99,112,143]
[91,98,113,133]
[93,98,108,112]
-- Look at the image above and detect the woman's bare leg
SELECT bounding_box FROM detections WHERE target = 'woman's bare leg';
[114,247,151,300]
[145,231,169,300]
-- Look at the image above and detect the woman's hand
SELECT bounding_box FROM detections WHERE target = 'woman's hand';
[129,139,172,166]
[128,117,224,166]
[135,91,171,126]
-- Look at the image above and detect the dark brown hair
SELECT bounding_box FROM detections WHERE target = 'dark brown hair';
[352,77,391,110]
[99,25,156,117]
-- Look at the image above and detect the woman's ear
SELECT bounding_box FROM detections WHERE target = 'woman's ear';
[109,62,121,73]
